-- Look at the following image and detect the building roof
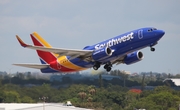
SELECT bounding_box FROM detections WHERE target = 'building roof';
[163,78,180,86]
[0,103,93,110]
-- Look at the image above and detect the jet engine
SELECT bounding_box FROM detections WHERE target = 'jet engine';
[92,47,112,61]
[124,51,143,65]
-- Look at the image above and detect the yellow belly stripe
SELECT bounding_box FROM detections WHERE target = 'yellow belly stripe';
[57,56,86,71]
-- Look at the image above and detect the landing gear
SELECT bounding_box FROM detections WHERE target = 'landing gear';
[106,67,111,72]
[93,62,101,70]
[93,62,112,72]
[150,47,155,52]
[104,62,112,72]
[150,42,157,52]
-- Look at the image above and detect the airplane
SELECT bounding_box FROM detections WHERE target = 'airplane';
[13,27,165,73]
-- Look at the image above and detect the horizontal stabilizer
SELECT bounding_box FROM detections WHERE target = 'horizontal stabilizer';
[13,63,49,69]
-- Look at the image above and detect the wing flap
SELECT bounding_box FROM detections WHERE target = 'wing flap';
[13,63,49,69]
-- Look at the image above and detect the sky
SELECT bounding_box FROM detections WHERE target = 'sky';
[0,0,180,74]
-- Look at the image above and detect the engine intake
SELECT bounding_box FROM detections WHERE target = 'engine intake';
[92,47,112,61]
[124,51,143,65]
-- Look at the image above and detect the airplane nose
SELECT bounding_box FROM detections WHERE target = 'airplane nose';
[158,30,165,36]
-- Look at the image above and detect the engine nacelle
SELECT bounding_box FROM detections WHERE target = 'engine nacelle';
[124,51,143,65]
[92,47,112,61]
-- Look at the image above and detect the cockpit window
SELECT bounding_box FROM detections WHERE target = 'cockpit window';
[147,29,153,32]
[152,28,157,30]
[147,28,157,32]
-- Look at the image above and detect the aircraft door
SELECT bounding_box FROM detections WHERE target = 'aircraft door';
[138,30,143,39]
[57,62,62,70]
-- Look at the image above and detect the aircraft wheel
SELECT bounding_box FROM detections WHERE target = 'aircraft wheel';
[150,47,155,52]
[93,63,100,70]
[93,66,98,70]
[104,64,108,69]
[106,67,111,72]
[104,62,112,69]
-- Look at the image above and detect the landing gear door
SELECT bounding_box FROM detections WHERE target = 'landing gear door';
[138,30,143,39]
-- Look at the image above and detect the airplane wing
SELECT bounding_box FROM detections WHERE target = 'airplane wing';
[13,63,49,69]
[111,56,125,65]
[16,35,93,60]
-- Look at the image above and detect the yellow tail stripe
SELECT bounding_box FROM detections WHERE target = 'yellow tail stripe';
[32,32,52,48]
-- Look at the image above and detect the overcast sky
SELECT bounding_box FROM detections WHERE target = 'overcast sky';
[0,0,180,74]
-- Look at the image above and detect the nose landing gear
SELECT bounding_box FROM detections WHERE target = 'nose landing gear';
[150,42,157,52]
[150,47,155,52]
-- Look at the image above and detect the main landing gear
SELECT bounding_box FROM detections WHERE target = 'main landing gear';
[93,62,101,70]
[104,63,112,72]
[93,62,112,72]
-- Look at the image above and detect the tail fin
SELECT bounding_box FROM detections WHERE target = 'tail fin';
[30,32,57,64]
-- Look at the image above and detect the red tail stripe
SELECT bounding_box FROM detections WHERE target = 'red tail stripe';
[30,34,56,64]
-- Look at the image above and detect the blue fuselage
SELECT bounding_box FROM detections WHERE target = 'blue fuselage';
[69,27,165,68]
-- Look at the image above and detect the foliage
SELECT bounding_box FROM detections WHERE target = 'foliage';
[0,71,180,109]
[0,83,179,109]
[3,91,20,103]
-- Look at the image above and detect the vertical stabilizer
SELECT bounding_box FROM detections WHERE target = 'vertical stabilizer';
[30,32,57,64]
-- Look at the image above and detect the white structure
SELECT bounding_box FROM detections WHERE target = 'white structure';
[163,78,180,86]
[0,103,93,110]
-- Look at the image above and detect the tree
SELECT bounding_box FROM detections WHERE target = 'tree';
[4,91,20,103]
[78,92,87,101]
[145,91,180,109]
[16,73,25,79]
[133,86,180,110]
[21,96,34,103]
[98,74,103,88]
[87,96,93,102]
[89,88,96,95]
[62,76,72,84]
[27,72,32,79]
[0,91,4,102]
[110,70,129,87]
[121,70,129,87]
[141,73,146,91]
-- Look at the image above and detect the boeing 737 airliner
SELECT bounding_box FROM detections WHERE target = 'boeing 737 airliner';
[14,27,165,73]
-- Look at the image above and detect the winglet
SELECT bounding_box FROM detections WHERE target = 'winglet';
[16,35,28,47]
